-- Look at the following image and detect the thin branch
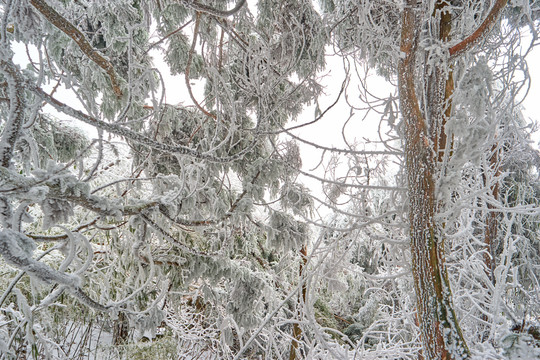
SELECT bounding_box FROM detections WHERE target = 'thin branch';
[145,20,193,54]
[29,83,253,163]
[141,213,218,257]
[26,218,99,241]
[0,245,57,308]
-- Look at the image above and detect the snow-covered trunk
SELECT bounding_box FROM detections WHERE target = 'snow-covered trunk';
[289,243,308,360]
[482,145,501,284]
[426,1,454,165]
[398,2,469,359]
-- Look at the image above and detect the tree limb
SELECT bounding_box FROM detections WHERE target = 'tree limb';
[449,0,508,57]
[29,0,123,97]
[29,83,253,163]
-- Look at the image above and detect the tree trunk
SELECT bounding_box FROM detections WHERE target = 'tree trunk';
[289,244,308,360]
[398,1,469,359]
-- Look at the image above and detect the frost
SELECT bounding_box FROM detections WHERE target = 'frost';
[501,331,540,359]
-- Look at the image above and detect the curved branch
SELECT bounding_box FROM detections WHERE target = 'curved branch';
[29,0,123,97]
[449,0,508,57]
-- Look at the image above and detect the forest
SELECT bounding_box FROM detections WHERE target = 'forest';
[0,0,539,359]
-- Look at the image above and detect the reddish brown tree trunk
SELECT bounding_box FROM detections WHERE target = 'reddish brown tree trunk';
[398,1,469,359]
[398,0,509,356]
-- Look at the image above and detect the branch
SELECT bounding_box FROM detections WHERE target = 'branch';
[0,59,25,167]
[159,171,261,227]
[0,229,77,290]
[29,83,253,163]
[26,218,99,241]
[145,20,193,54]
[449,0,508,57]
[47,186,158,217]
[141,213,219,257]
[29,0,123,97]
[0,166,158,217]
[182,0,246,17]
[185,13,217,120]
[0,245,57,308]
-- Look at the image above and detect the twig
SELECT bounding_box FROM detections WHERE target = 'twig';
[145,20,193,54]
[182,0,246,18]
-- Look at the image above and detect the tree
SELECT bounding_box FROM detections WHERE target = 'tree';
[1,0,539,359]
[322,0,540,358]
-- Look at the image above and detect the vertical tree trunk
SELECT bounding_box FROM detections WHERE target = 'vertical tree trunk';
[483,145,501,284]
[480,145,501,341]
[398,2,469,359]
[289,244,308,360]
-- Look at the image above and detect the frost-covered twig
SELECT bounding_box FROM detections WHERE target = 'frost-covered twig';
[0,229,110,311]
[0,245,57,307]
[141,213,218,257]
[145,20,193,54]
[185,13,217,120]
[26,218,99,241]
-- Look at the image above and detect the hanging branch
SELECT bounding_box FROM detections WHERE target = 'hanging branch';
[29,0,123,97]
[185,13,217,120]
[0,229,110,311]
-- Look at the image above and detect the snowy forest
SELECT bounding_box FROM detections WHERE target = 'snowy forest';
[0,0,539,359]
